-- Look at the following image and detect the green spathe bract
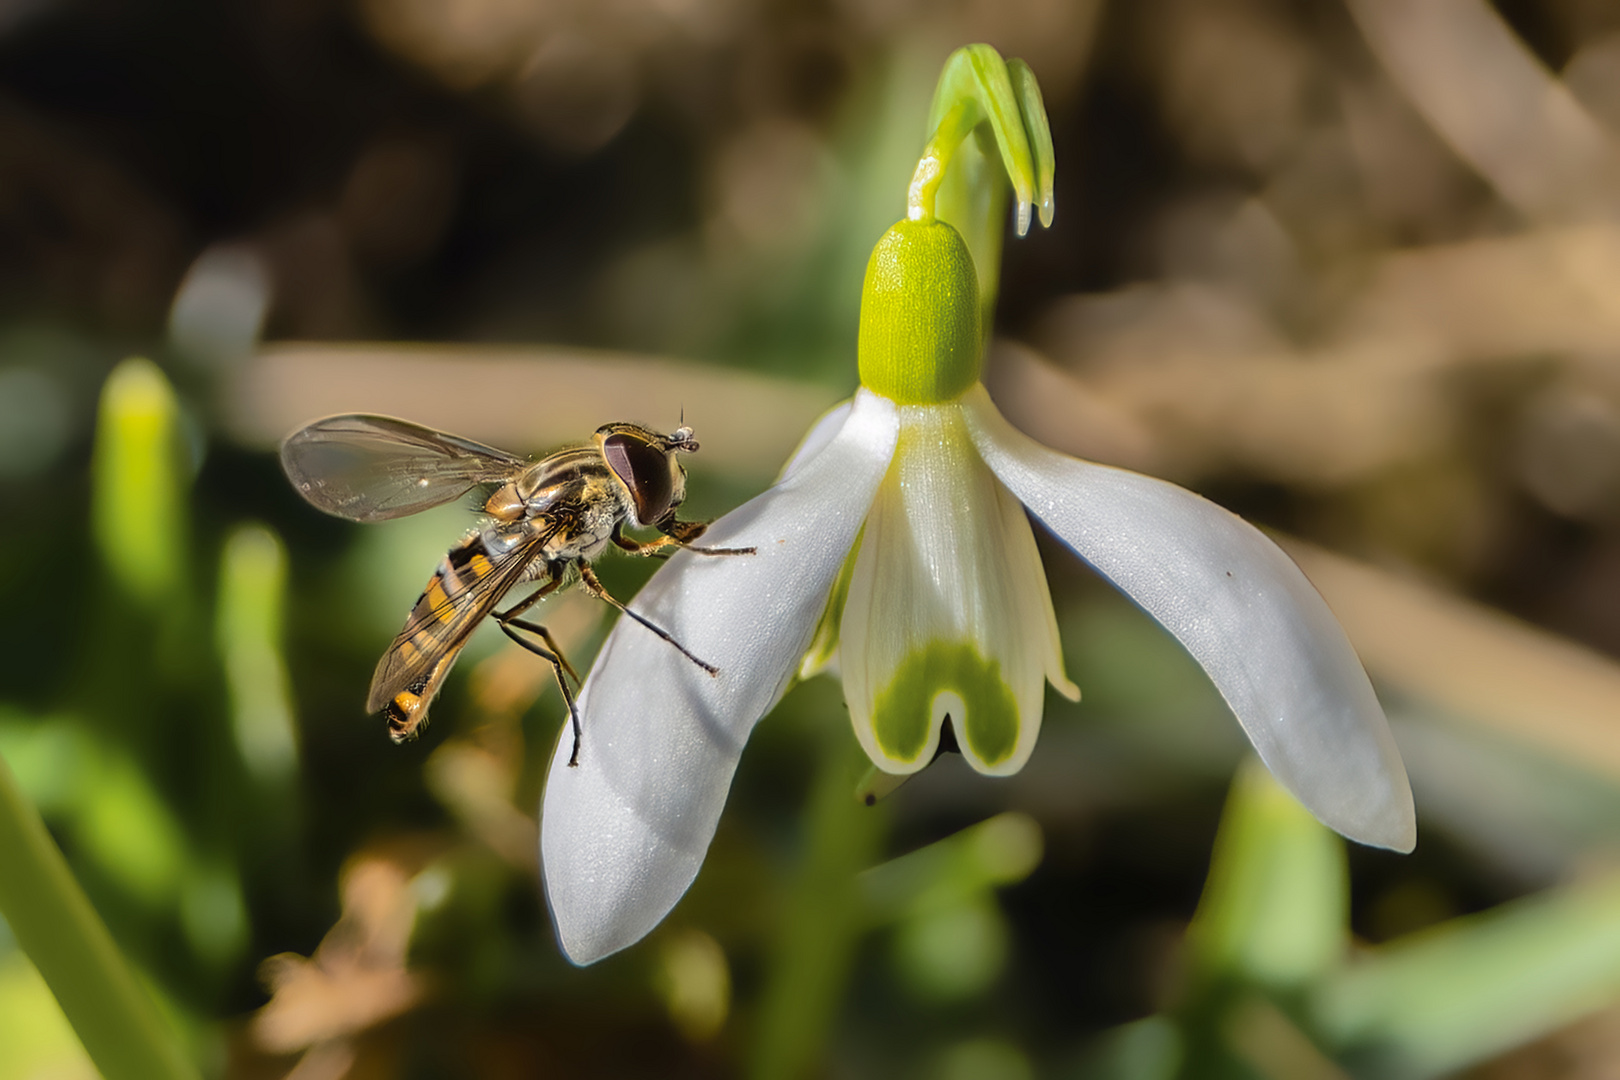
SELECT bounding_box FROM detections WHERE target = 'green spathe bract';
[871,640,1019,766]
[857,220,981,405]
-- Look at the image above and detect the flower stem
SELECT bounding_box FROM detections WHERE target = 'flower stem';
[0,751,199,1080]
[907,98,978,226]
[748,717,888,1080]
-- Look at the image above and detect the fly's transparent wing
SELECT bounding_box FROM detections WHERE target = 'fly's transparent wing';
[281,414,526,522]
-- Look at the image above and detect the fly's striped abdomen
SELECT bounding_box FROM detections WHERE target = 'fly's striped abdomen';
[367,525,550,734]
[385,663,448,742]
[398,535,498,644]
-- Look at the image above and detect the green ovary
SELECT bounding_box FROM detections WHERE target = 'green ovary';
[871,641,1020,766]
[856,220,982,405]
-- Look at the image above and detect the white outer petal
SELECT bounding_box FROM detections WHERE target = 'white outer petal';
[963,385,1415,852]
[780,398,853,481]
[540,389,898,964]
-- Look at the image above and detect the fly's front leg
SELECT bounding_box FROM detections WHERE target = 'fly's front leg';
[579,565,719,675]
[650,517,756,557]
[662,518,707,544]
[494,576,585,766]
[612,532,681,558]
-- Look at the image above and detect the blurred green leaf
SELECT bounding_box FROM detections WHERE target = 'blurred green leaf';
[178,863,247,970]
[0,714,194,913]
[0,949,97,1079]
[860,811,1042,921]
[92,359,189,609]
[0,713,93,815]
[0,715,225,954]
[0,749,200,1080]
[651,928,731,1043]
[1160,761,1349,1080]
[1312,871,1620,1078]
[217,523,299,783]
[1070,1016,1183,1080]
[889,891,1009,1003]
[78,753,188,910]
[861,814,1041,1006]
[932,1036,1036,1080]
[1187,759,1347,990]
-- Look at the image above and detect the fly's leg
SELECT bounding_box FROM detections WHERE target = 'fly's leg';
[496,613,580,684]
[687,543,756,556]
[661,519,709,545]
[612,533,679,558]
[616,522,756,558]
[495,615,584,766]
[663,517,757,555]
[494,575,585,766]
[579,565,719,675]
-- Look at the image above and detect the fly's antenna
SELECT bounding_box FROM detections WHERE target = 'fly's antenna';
[671,405,697,450]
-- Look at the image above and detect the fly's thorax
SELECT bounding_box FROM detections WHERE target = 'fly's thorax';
[555,471,628,562]
[595,422,694,529]
[484,482,525,521]
[515,446,602,508]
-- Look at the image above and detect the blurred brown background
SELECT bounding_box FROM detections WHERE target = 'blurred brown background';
[13,1,1620,1077]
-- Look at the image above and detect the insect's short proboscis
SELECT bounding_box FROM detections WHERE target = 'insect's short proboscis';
[280,414,754,764]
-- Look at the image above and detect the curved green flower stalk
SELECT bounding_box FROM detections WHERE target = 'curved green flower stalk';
[909,44,1055,330]
[540,45,1413,966]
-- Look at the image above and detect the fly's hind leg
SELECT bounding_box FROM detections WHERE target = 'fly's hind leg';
[579,565,719,675]
[495,576,585,766]
[496,617,584,767]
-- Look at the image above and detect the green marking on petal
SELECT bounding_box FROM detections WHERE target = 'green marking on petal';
[870,640,1020,766]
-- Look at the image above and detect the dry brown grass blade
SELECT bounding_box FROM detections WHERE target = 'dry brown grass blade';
[251,854,430,1054]
[226,342,845,479]
[1019,222,1620,486]
[1345,0,1620,222]
[1282,538,1620,783]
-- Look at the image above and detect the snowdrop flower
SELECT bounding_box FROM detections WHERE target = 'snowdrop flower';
[541,50,1414,966]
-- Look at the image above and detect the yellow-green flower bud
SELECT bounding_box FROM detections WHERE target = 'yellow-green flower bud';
[857,219,981,405]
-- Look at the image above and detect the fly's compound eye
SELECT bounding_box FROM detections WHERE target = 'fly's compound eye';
[603,432,677,525]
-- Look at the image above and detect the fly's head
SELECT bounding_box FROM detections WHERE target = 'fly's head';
[596,422,698,529]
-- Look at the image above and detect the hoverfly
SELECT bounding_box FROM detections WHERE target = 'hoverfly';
[280,414,752,765]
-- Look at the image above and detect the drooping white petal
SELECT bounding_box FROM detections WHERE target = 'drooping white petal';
[780,398,853,481]
[962,385,1415,852]
[541,389,899,965]
[840,403,1077,778]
